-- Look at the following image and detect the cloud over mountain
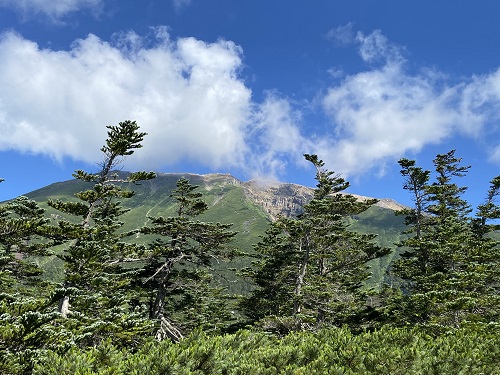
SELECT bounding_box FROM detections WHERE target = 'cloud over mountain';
[0,0,102,19]
[0,28,310,178]
[320,29,500,177]
[0,28,255,170]
[0,26,499,183]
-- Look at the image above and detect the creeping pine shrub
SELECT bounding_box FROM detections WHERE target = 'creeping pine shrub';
[34,324,500,374]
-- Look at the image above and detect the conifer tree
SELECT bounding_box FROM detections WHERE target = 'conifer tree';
[396,158,431,239]
[47,120,156,348]
[390,150,500,328]
[241,154,389,333]
[0,196,53,290]
[466,176,500,323]
[138,177,237,341]
[0,195,66,374]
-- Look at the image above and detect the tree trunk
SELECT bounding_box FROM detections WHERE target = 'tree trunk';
[150,285,183,342]
[59,295,70,318]
[149,266,184,342]
[151,282,167,320]
[294,238,309,315]
[316,257,327,324]
[156,315,184,342]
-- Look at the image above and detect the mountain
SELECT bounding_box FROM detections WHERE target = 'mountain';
[25,172,408,290]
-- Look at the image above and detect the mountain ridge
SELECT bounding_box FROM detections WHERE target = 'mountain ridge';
[24,171,407,289]
[156,172,407,219]
[25,171,407,216]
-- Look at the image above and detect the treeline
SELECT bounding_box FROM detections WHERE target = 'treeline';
[1,121,499,374]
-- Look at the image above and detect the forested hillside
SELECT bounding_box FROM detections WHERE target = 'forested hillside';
[24,170,407,291]
[1,121,498,374]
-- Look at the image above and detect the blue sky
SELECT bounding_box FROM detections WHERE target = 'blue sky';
[0,0,499,210]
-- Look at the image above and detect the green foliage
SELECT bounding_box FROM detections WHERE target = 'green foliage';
[348,206,406,288]
[34,324,500,374]
[241,155,390,333]
[0,197,55,287]
[388,150,500,328]
[27,173,275,295]
[25,172,406,294]
[3,146,499,374]
[46,120,156,349]
[0,196,67,374]
[137,177,239,341]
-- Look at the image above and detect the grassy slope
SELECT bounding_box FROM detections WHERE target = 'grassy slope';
[25,173,406,292]
[348,206,406,287]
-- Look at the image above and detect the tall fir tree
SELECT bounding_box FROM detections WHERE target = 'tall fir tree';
[389,150,500,328]
[240,154,390,334]
[137,177,238,341]
[47,120,156,348]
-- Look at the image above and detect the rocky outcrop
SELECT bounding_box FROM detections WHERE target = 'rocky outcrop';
[243,180,313,220]
[242,179,406,221]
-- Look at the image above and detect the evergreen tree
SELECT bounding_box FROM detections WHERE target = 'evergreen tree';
[241,154,389,333]
[0,195,66,374]
[396,158,431,239]
[467,176,500,324]
[138,177,238,341]
[474,175,500,235]
[390,150,500,328]
[47,120,156,348]
[0,196,53,291]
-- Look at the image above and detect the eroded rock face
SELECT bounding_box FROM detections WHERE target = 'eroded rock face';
[242,181,313,220]
[242,179,407,221]
[28,170,406,220]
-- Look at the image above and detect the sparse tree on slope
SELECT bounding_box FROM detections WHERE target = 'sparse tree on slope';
[48,120,156,348]
[138,177,238,341]
[241,154,390,333]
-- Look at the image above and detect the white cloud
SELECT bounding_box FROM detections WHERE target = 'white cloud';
[249,94,312,178]
[0,28,322,182]
[0,30,255,172]
[3,26,500,183]
[172,0,191,12]
[0,0,102,19]
[320,29,499,177]
[2,25,341,183]
[458,68,500,135]
[325,23,355,46]
[489,145,500,164]
[355,30,404,65]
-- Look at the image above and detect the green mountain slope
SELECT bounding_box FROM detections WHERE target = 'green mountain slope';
[26,172,407,290]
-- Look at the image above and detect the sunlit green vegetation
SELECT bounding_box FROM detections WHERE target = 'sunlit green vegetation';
[1,121,498,374]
